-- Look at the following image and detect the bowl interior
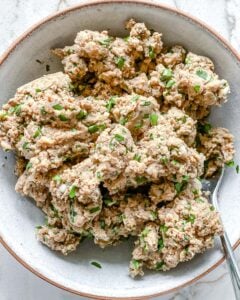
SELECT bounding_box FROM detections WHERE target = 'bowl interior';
[0,1,240,298]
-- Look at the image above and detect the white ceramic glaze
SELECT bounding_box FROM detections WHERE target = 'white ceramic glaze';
[0,1,240,299]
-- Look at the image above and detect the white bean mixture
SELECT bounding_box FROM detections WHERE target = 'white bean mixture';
[0,19,235,277]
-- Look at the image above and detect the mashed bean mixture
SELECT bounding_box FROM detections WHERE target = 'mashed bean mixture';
[0,20,235,277]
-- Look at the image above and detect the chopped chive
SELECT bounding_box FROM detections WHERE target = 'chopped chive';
[115,56,125,69]
[158,238,164,251]
[155,261,164,270]
[99,37,113,47]
[23,142,30,150]
[69,185,77,199]
[160,224,168,233]
[197,122,212,134]
[141,101,151,106]
[196,69,208,80]
[91,261,102,269]
[187,214,196,224]
[88,124,105,134]
[174,175,190,194]
[53,104,64,110]
[35,88,42,93]
[150,113,158,126]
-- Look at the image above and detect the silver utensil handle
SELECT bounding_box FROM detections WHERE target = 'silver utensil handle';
[220,232,240,299]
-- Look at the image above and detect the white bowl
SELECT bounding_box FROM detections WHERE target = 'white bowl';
[0,1,240,299]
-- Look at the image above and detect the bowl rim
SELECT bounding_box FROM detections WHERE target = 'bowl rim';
[0,0,240,299]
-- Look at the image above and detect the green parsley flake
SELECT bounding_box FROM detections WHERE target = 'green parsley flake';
[89,206,101,213]
[196,69,208,80]
[114,134,125,142]
[236,165,239,174]
[148,46,155,59]
[52,175,61,183]
[69,185,77,199]
[158,238,164,251]
[119,116,128,125]
[106,97,116,112]
[115,56,125,69]
[33,127,41,138]
[131,95,140,102]
[91,261,102,269]
[132,259,140,269]
[135,176,147,185]
[155,261,164,270]
[133,154,141,162]
[76,110,87,120]
[59,114,68,122]
[160,224,168,233]
[35,88,42,93]
[99,37,113,47]
[41,106,47,115]
[88,124,106,134]
[166,79,176,88]
[52,104,63,110]
[23,142,30,150]
[150,113,158,126]
[103,198,116,207]
[197,122,212,134]
[194,85,201,93]
[161,68,172,81]
[187,214,196,224]
[26,162,32,170]
[174,175,190,194]
[225,160,235,167]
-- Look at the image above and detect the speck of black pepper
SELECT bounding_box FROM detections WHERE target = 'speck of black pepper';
[36,59,43,64]
[46,64,50,72]
[4,156,7,160]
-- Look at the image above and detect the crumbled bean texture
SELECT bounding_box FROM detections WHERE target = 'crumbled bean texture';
[0,19,234,277]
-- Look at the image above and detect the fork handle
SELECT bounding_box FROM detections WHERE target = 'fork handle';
[220,232,240,299]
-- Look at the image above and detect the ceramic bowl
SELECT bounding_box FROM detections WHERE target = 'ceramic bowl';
[0,1,240,299]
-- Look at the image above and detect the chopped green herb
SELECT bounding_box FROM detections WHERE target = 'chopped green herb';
[132,259,140,269]
[210,205,215,211]
[135,176,147,185]
[133,154,141,162]
[196,69,208,80]
[134,120,143,129]
[187,214,196,224]
[131,95,140,102]
[99,37,113,47]
[161,157,168,164]
[225,160,235,167]
[155,261,164,270]
[103,198,116,207]
[150,211,157,220]
[195,198,204,203]
[174,175,190,194]
[166,79,176,88]
[158,238,164,251]
[35,225,42,230]
[59,114,68,122]
[26,162,32,170]
[96,171,102,180]
[91,261,102,269]
[150,113,158,126]
[35,88,42,93]
[23,142,30,150]
[185,57,191,64]
[33,127,41,138]
[52,175,61,183]
[89,206,101,213]
[76,110,87,120]
[114,134,125,142]
[148,46,155,59]
[106,96,116,112]
[160,224,168,233]
[115,56,125,69]
[100,220,106,229]
[69,204,77,223]
[0,111,8,120]
[161,68,173,81]
[40,106,47,115]
[9,104,22,116]
[53,104,64,110]
[197,122,212,134]
[123,36,130,42]
[119,116,128,125]
[88,124,106,134]
[194,85,201,93]
[69,185,77,199]
[141,101,151,106]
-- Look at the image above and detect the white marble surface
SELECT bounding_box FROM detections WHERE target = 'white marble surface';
[0,0,240,299]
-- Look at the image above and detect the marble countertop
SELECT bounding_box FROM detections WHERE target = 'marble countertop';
[0,0,240,299]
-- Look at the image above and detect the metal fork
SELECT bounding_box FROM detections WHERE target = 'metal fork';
[202,167,240,299]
